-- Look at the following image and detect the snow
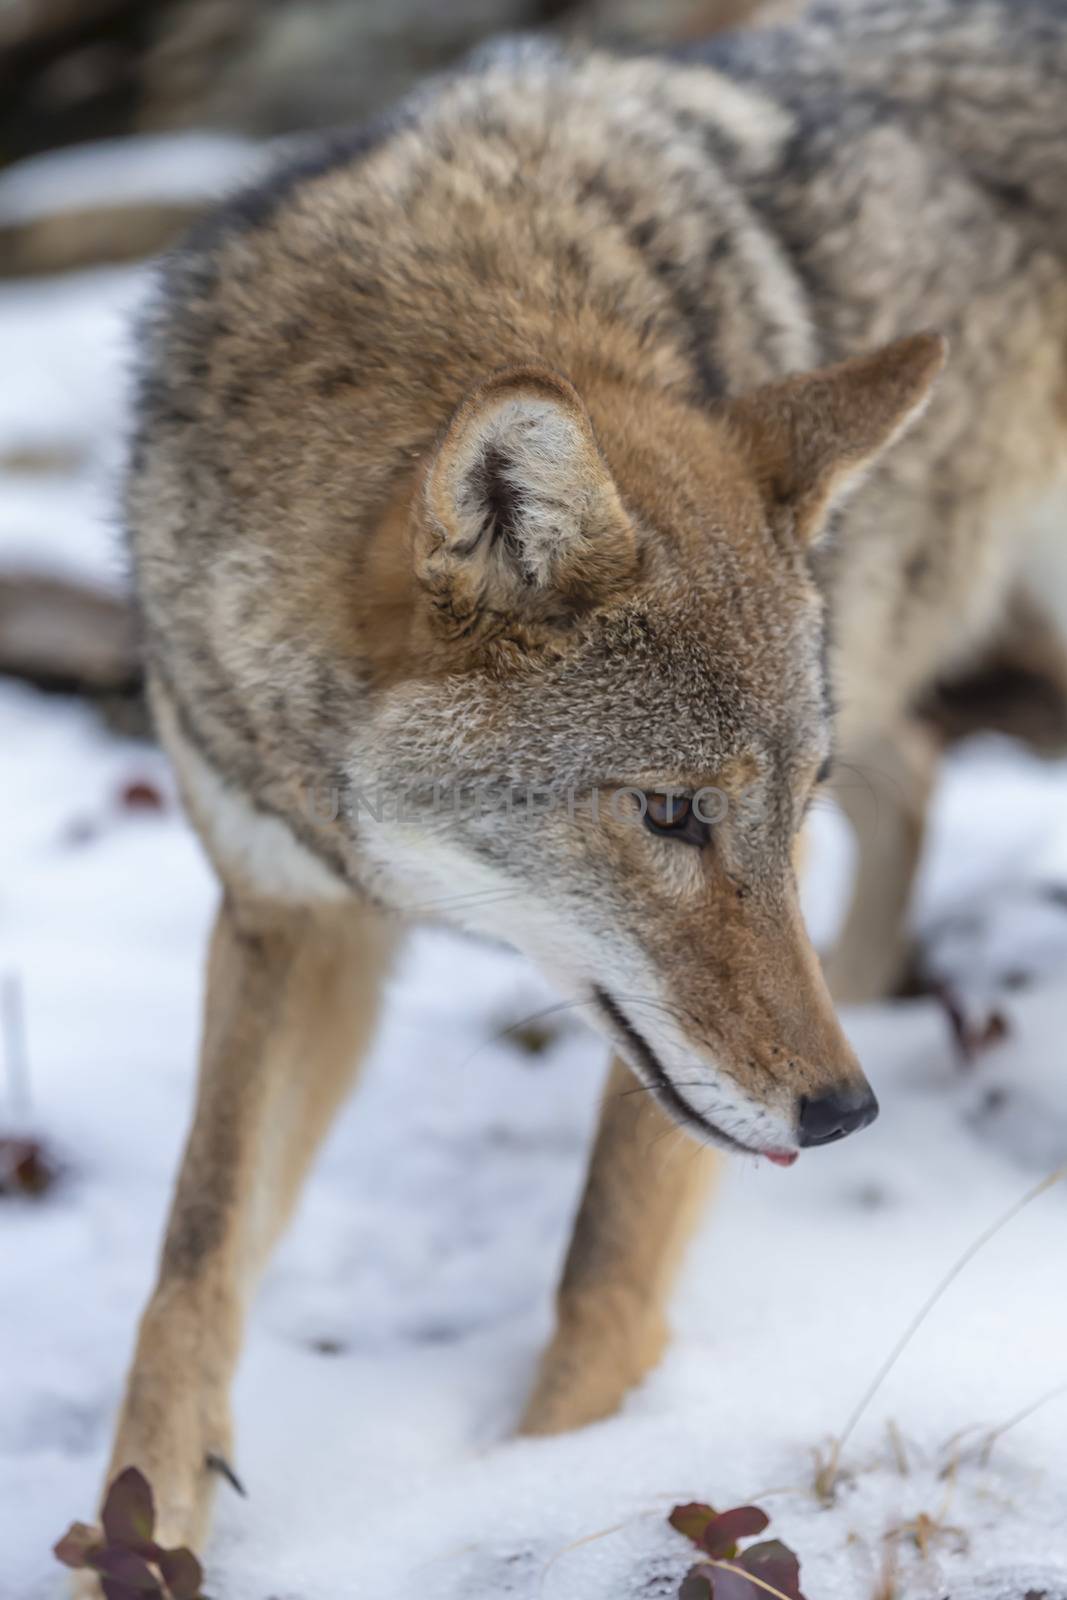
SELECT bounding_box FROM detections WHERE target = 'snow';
[1,139,1066,1600]
[0,135,261,226]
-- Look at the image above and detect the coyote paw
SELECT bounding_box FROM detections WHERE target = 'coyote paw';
[57,1463,219,1598]
[518,1307,668,1435]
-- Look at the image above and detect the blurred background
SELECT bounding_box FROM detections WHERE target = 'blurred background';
[0,0,780,716]
[2,5,1066,1599]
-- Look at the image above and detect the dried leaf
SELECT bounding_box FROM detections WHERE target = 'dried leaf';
[118,779,165,813]
[53,1521,102,1569]
[508,1021,556,1056]
[937,985,1011,1063]
[0,1136,58,1199]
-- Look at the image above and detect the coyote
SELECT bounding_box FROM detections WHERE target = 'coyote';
[76,0,1067,1577]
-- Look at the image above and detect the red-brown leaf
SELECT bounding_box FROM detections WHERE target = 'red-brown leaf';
[679,1567,716,1600]
[92,1545,163,1594]
[738,1539,805,1600]
[101,1468,156,1554]
[702,1506,771,1558]
[703,1566,762,1600]
[670,1502,718,1548]
[157,1545,203,1600]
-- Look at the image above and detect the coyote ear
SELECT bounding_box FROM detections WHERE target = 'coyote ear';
[729,332,947,545]
[417,367,636,637]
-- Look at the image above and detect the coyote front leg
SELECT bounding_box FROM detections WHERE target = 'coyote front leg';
[825,718,940,1003]
[519,1056,719,1435]
[83,892,397,1575]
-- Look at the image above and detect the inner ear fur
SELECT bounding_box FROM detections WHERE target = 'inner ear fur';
[728,331,948,544]
[417,366,637,638]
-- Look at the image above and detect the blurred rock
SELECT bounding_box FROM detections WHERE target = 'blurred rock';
[0,572,148,733]
[916,594,1067,757]
[1,0,781,170]
[0,0,781,275]
[0,199,205,277]
[0,573,137,693]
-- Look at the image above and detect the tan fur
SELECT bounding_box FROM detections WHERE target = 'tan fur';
[823,716,941,1002]
[82,891,398,1573]
[520,1058,720,1434]
[76,3,1067,1580]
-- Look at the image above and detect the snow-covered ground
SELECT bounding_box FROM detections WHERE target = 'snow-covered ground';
[2,141,1066,1600]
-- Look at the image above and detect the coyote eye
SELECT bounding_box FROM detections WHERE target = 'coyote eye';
[642,792,710,848]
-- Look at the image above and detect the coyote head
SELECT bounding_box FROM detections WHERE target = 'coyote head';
[357,334,945,1162]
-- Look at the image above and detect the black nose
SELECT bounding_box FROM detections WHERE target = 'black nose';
[798,1085,879,1147]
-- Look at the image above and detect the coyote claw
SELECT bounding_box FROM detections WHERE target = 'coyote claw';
[205,1452,247,1497]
